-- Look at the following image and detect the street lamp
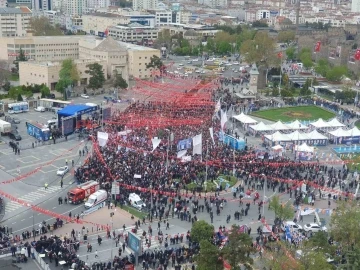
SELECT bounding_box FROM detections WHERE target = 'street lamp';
[165,129,170,173]
[27,204,35,241]
[205,140,209,185]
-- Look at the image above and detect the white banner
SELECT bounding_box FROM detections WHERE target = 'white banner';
[177,150,187,158]
[192,133,202,155]
[181,156,192,162]
[209,127,215,145]
[97,131,109,147]
[221,110,228,131]
[118,130,132,136]
[151,137,161,152]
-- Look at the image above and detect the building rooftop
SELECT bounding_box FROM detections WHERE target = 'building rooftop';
[0,7,31,14]
[117,40,158,51]
[95,36,127,52]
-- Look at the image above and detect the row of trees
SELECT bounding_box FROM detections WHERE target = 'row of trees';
[7,84,50,101]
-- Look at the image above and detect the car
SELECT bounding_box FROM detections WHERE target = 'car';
[9,132,21,141]
[303,223,327,233]
[234,70,238,73]
[281,221,303,232]
[233,61,240,65]
[192,58,199,61]
[12,118,20,124]
[81,94,90,99]
[178,63,184,66]
[35,106,45,112]
[46,93,56,99]
[187,61,192,64]
[57,166,69,176]
[0,111,4,117]
[225,63,232,66]
[177,67,182,70]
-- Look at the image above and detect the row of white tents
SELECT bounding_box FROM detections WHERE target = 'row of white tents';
[264,130,328,142]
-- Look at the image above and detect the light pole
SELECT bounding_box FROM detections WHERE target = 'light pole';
[262,178,266,217]
[205,140,209,185]
[165,129,170,173]
[111,217,114,260]
[150,184,153,218]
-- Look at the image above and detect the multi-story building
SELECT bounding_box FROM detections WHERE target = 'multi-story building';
[132,0,157,11]
[0,0,7,7]
[352,0,360,12]
[0,36,81,61]
[124,14,156,27]
[0,7,31,37]
[148,10,181,26]
[32,0,51,10]
[108,23,158,42]
[87,0,110,9]
[82,13,130,35]
[19,59,107,89]
[65,0,87,16]
[198,0,227,7]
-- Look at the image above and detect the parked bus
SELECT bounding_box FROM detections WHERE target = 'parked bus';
[8,102,29,114]
[38,98,71,112]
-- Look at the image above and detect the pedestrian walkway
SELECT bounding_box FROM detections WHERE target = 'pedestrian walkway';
[5,186,62,214]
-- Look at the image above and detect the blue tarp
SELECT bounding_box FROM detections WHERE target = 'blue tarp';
[57,105,96,117]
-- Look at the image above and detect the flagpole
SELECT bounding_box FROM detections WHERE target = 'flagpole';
[279,53,282,99]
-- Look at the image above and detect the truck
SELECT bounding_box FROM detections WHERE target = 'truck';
[26,121,51,141]
[84,190,108,209]
[0,120,11,135]
[67,180,99,204]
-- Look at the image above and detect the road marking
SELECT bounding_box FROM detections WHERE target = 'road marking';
[11,222,16,224]
[21,219,25,222]
[52,207,56,209]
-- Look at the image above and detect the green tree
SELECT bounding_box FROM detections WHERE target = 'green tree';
[252,20,268,27]
[8,86,22,101]
[222,225,255,269]
[299,250,334,270]
[330,200,360,248]
[300,78,312,96]
[277,30,296,44]
[304,231,335,255]
[56,59,79,96]
[146,55,164,70]
[3,81,10,92]
[195,240,223,270]
[40,84,50,98]
[113,71,128,89]
[17,93,23,101]
[191,220,214,243]
[299,48,313,69]
[240,31,276,68]
[268,196,294,222]
[326,66,347,82]
[314,58,330,77]
[13,48,27,73]
[285,46,296,60]
[86,63,105,90]
[29,16,63,36]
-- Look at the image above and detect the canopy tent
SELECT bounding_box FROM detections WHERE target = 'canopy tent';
[272,144,283,151]
[328,128,351,138]
[269,121,291,131]
[287,130,309,141]
[232,113,258,124]
[250,122,273,132]
[286,120,308,130]
[309,118,331,129]
[326,118,345,128]
[348,127,360,137]
[264,131,291,142]
[57,104,97,117]
[295,143,315,153]
[306,130,328,140]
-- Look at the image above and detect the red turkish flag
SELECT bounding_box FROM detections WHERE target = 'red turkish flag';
[355,49,360,61]
[315,41,321,52]
[277,52,283,58]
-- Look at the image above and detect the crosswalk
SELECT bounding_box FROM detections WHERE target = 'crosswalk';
[5,186,62,214]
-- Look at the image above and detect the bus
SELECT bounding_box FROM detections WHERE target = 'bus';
[8,102,29,114]
[38,98,71,112]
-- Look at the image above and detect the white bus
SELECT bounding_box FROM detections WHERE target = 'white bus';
[8,102,29,114]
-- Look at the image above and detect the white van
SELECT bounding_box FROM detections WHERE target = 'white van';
[84,190,107,209]
[128,193,146,210]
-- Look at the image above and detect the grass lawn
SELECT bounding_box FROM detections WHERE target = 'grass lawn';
[186,174,238,192]
[356,121,360,129]
[120,205,147,219]
[251,106,335,122]
[9,74,19,81]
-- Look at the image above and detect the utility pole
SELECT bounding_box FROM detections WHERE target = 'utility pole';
[205,140,209,184]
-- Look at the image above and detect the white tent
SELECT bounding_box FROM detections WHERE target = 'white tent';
[286,120,308,130]
[326,118,345,128]
[306,130,328,140]
[264,131,291,142]
[310,118,330,129]
[295,143,314,153]
[328,128,351,138]
[250,122,273,131]
[348,127,360,137]
[272,145,283,151]
[232,113,258,124]
[269,121,291,130]
[287,130,309,141]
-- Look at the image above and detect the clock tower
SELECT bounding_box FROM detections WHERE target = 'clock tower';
[249,63,259,95]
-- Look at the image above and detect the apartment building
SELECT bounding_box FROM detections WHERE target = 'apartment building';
[148,10,181,26]
[19,59,107,89]
[108,23,158,42]
[0,7,31,37]
[0,0,7,7]
[65,0,87,16]
[0,36,81,61]
[82,13,130,35]
[198,0,227,8]
[132,0,157,11]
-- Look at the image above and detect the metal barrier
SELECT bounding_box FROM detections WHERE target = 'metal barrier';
[34,250,51,270]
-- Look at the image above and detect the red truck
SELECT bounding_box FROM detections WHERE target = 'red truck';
[67,180,99,204]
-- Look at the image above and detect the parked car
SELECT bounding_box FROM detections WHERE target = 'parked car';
[9,132,21,141]
[81,94,90,99]
[12,118,20,124]
[56,166,69,176]
[35,106,45,112]
[303,223,327,233]
[47,93,56,99]
[281,221,303,232]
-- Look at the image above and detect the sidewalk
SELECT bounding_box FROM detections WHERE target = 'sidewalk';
[33,207,135,241]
